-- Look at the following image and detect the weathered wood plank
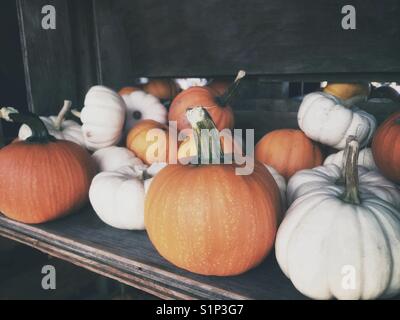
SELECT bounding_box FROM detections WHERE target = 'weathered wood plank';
[0,210,306,300]
[93,0,400,83]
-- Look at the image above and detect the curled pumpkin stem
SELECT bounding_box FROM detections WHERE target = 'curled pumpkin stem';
[342,135,361,205]
[218,70,246,107]
[0,107,54,143]
[70,109,82,119]
[54,100,72,131]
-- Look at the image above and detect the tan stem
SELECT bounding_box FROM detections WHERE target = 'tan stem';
[0,107,19,122]
[185,106,223,164]
[342,136,361,205]
[219,70,246,107]
[54,100,72,130]
[70,109,81,119]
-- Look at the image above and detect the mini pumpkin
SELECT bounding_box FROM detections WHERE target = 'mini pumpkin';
[89,162,166,230]
[255,129,323,180]
[372,112,400,183]
[145,107,280,276]
[276,137,400,300]
[168,71,245,131]
[92,146,143,172]
[0,108,96,224]
[119,87,167,134]
[142,79,179,101]
[126,119,169,165]
[79,85,126,151]
[18,100,85,147]
[298,92,376,149]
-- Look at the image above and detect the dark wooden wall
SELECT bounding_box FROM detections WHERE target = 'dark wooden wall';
[6,1,400,117]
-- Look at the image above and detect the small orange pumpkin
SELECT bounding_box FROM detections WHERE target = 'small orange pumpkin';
[143,79,179,100]
[372,112,400,183]
[255,129,323,180]
[145,107,280,276]
[169,71,245,131]
[118,86,141,96]
[126,119,169,164]
[0,110,96,224]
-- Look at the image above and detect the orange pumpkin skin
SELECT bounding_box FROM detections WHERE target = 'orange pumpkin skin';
[145,161,279,276]
[255,129,323,180]
[372,112,400,183]
[169,87,235,132]
[118,86,141,96]
[0,140,96,224]
[126,119,169,164]
[143,79,179,100]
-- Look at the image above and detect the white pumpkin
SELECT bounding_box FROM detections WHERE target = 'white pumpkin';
[89,162,167,230]
[120,89,167,134]
[265,165,287,212]
[80,86,126,151]
[287,165,400,209]
[18,100,85,147]
[324,148,377,171]
[298,92,376,149]
[92,146,143,172]
[276,137,400,300]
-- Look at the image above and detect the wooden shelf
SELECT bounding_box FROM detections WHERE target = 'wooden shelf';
[0,208,306,300]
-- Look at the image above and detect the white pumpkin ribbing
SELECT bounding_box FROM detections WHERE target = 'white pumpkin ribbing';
[324,148,377,171]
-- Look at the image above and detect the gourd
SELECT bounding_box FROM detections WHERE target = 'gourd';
[372,112,400,183]
[89,162,166,230]
[0,108,96,224]
[276,136,400,300]
[18,100,85,147]
[143,79,179,101]
[145,107,280,276]
[168,71,245,131]
[255,129,323,180]
[323,82,370,107]
[324,148,377,171]
[78,85,126,151]
[92,146,143,172]
[119,87,168,134]
[298,92,376,149]
[126,119,169,165]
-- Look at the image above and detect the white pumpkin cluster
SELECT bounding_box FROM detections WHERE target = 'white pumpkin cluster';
[18,85,167,151]
[89,146,167,230]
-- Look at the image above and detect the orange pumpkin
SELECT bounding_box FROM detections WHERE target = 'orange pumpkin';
[118,86,141,96]
[207,78,231,95]
[255,129,323,180]
[169,71,245,131]
[323,82,370,101]
[372,112,400,183]
[143,79,179,100]
[0,111,96,224]
[126,119,169,164]
[145,107,280,276]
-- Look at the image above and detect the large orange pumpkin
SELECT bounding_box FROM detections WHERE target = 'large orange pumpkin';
[255,129,323,180]
[372,112,400,183]
[143,79,179,100]
[168,71,245,131]
[0,110,96,224]
[145,107,280,276]
[126,119,169,164]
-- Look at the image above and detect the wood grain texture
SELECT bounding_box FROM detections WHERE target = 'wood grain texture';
[0,210,306,300]
[93,0,400,82]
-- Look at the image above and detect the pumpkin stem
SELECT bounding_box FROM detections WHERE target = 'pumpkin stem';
[218,70,246,107]
[54,100,72,131]
[342,136,361,205]
[0,107,55,143]
[186,106,224,164]
[369,85,400,104]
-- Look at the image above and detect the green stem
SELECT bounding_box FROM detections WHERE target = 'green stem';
[185,106,224,164]
[0,107,55,143]
[217,70,246,107]
[341,136,361,205]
